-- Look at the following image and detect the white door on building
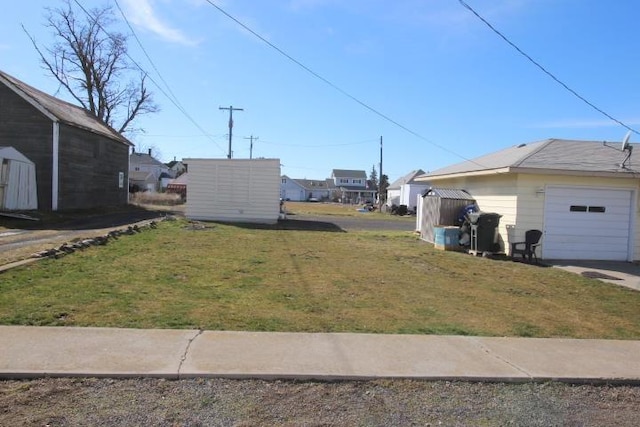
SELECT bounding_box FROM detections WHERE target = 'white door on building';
[543,186,633,261]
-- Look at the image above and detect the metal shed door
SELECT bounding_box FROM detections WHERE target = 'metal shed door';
[543,186,633,261]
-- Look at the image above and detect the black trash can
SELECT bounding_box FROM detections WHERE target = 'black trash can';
[469,212,501,253]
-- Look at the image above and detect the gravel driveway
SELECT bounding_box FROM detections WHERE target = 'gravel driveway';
[1,378,638,426]
[0,209,166,265]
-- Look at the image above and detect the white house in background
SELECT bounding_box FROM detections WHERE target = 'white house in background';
[280,175,333,201]
[166,159,187,178]
[129,149,170,192]
[416,139,640,261]
[386,169,429,211]
[0,146,37,210]
[185,158,281,224]
[331,169,376,203]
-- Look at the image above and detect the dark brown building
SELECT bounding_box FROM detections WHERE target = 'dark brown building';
[0,70,132,211]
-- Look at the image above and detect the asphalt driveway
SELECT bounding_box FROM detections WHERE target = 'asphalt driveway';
[287,213,416,232]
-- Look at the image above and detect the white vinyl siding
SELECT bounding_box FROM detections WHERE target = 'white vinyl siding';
[280,175,306,201]
[386,188,400,207]
[427,175,517,252]
[400,183,430,210]
[0,147,38,210]
[186,158,280,223]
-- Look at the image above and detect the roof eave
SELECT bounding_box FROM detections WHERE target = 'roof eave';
[58,119,133,146]
[0,73,58,123]
[417,167,512,181]
[512,166,640,178]
[1,72,132,147]
[419,166,640,181]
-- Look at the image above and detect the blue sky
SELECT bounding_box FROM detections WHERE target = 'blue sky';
[2,0,640,182]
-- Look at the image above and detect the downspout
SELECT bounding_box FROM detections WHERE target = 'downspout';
[52,121,59,211]
[127,146,131,203]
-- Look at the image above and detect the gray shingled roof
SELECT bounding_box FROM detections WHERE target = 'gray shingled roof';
[388,169,426,190]
[130,152,166,167]
[292,178,335,190]
[424,188,474,200]
[332,169,367,178]
[423,139,640,178]
[0,69,131,146]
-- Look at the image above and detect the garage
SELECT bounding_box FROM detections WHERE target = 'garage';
[285,189,304,201]
[543,186,633,261]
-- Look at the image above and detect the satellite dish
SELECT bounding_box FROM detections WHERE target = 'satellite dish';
[622,131,632,151]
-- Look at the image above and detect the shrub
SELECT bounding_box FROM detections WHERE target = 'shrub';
[130,191,184,206]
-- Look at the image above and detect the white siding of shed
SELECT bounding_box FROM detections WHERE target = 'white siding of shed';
[386,188,401,207]
[185,158,281,224]
[400,183,430,210]
[0,147,37,210]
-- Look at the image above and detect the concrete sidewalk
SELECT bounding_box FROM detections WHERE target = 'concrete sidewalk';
[1,326,639,383]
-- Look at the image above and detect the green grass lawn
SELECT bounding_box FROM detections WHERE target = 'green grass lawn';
[1,217,639,339]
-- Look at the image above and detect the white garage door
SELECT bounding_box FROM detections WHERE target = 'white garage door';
[284,189,304,201]
[543,187,633,260]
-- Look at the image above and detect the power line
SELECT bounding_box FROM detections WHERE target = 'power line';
[140,133,227,138]
[70,0,227,155]
[203,0,482,166]
[458,0,640,135]
[260,138,378,148]
[113,0,183,110]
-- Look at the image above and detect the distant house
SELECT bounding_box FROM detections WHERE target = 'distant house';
[386,169,429,211]
[129,149,170,192]
[417,139,640,261]
[331,169,376,203]
[0,69,131,211]
[280,175,333,201]
[166,158,187,178]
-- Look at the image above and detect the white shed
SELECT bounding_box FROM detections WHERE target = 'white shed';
[386,169,429,211]
[184,158,281,224]
[0,146,37,210]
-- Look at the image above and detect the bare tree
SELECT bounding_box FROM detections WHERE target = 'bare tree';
[24,0,158,134]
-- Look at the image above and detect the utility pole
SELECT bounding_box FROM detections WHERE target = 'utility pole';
[379,136,383,210]
[244,135,259,159]
[219,105,244,159]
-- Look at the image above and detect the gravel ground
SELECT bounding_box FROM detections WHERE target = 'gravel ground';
[1,378,639,426]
